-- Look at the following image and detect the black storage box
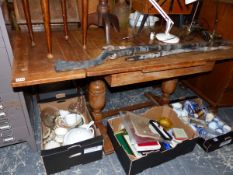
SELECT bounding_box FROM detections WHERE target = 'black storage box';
[198,131,233,152]
[107,106,198,175]
[38,92,103,174]
[172,98,233,152]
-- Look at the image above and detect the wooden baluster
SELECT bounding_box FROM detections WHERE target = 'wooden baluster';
[161,79,178,104]
[22,0,35,46]
[60,0,69,40]
[40,0,53,59]
[88,80,106,121]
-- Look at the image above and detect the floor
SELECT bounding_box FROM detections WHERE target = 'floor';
[0,82,233,175]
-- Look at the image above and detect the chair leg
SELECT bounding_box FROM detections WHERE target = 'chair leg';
[22,0,35,46]
[60,0,69,40]
[40,0,53,59]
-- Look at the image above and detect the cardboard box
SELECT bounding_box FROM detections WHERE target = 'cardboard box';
[107,105,198,175]
[172,98,233,152]
[38,95,103,174]
[198,131,233,152]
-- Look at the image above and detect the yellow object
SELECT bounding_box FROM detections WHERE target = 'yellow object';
[158,118,172,130]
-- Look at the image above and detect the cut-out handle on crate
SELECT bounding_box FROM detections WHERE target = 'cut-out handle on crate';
[67,144,82,150]
[69,152,82,158]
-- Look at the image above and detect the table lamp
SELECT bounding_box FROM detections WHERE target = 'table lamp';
[185,0,199,33]
[148,0,179,44]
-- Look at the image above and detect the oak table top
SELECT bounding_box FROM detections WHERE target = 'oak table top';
[11,28,233,88]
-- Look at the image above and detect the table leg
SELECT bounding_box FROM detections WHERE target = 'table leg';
[82,0,88,49]
[60,0,69,40]
[22,0,35,46]
[161,79,178,104]
[40,0,53,59]
[88,79,114,154]
[84,0,119,46]
[88,79,106,121]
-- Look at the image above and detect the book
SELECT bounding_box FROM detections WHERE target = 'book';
[128,128,161,151]
[115,132,134,155]
[123,135,142,158]
[173,128,188,141]
[131,127,160,146]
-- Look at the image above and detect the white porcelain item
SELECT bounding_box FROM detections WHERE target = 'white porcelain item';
[63,121,95,145]
[171,102,183,110]
[63,113,83,127]
[223,125,232,133]
[55,136,64,143]
[205,113,215,122]
[208,121,218,131]
[54,127,68,143]
[55,127,68,136]
[129,11,159,27]
[44,140,60,150]
[59,110,70,118]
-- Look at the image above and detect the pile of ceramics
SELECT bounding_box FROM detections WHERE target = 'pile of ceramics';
[42,106,95,150]
[171,100,232,139]
[129,11,159,27]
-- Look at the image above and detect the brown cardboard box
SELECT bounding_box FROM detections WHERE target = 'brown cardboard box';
[107,105,198,175]
[38,95,103,175]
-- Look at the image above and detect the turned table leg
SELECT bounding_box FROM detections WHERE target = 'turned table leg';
[88,79,106,121]
[40,0,53,59]
[22,0,35,46]
[88,79,114,154]
[161,79,178,104]
[60,0,69,40]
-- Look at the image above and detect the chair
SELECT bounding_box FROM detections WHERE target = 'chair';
[21,0,69,58]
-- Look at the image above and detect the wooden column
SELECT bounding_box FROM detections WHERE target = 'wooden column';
[88,79,106,121]
[22,0,35,46]
[40,0,53,59]
[161,79,178,104]
[88,79,114,154]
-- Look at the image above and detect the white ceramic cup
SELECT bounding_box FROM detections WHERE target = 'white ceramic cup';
[63,114,78,126]
[54,127,68,143]
[63,113,85,127]
[44,140,60,150]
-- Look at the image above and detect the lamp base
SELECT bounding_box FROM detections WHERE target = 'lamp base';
[156,33,180,44]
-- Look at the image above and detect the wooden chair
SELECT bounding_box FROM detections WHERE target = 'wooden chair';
[21,0,69,58]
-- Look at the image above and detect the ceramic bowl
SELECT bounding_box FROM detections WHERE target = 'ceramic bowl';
[63,121,95,145]
[44,140,60,150]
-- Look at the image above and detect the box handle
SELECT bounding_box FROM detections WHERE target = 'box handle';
[224,136,232,141]
[67,144,82,150]
[68,152,82,158]
[219,137,232,147]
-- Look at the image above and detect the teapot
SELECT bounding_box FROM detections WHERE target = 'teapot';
[63,121,95,145]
